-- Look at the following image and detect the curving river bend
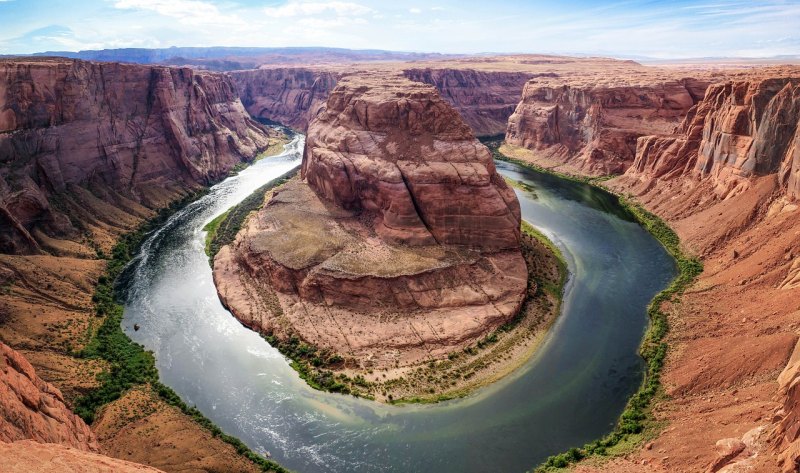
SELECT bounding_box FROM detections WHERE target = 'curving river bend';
[120,135,676,473]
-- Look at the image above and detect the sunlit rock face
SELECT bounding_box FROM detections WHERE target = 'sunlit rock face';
[215,73,528,368]
[505,77,708,175]
[625,78,800,199]
[0,58,270,254]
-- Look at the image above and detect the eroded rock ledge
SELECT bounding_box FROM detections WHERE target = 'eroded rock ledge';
[214,74,530,387]
[0,57,271,255]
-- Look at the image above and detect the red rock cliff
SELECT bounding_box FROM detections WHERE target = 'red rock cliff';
[0,58,271,255]
[505,77,708,174]
[302,73,521,250]
[0,341,97,451]
[229,66,535,137]
[215,73,527,369]
[402,68,537,137]
[229,67,339,130]
[602,73,800,473]
[628,78,800,199]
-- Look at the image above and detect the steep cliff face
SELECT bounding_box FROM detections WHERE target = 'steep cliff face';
[402,68,537,136]
[505,78,708,174]
[215,73,527,370]
[590,74,800,473]
[0,341,98,451]
[627,78,800,200]
[302,74,521,250]
[620,78,800,210]
[0,58,271,255]
[229,67,339,130]
[229,66,535,137]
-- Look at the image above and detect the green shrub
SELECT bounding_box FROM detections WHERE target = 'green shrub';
[482,143,703,473]
[75,186,292,472]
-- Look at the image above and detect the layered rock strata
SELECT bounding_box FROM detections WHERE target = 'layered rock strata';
[0,58,277,472]
[575,72,800,472]
[215,74,527,368]
[505,77,709,174]
[230,66,535,137]
[402,68,537,136]
[0,341,98,450]
[626,78,800,200]
[230,67,339,130]
[0,57,271,255]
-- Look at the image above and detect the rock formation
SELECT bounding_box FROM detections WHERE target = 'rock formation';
[627,78,800,200]
[301,74,522,250]
[230,67,339,130]
[230,66,535,137]
[215,73,527,369]
[0,440,165,472]
[0,341,98,450]
[402,68,537,136]
[574,71,800,473]
[0,57,271,255]
[505,77,708,174]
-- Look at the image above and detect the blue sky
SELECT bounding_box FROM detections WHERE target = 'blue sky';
[1,0,798,58]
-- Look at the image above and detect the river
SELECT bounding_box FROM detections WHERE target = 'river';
[120,135,676,473]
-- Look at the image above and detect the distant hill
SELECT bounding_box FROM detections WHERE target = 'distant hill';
[17,46,459,70]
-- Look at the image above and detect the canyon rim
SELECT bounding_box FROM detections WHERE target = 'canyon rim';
[1,2,800,473]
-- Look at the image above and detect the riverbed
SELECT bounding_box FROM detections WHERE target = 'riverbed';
[120,136,676,473]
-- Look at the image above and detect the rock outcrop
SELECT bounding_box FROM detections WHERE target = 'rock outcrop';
[505,77,708,175]
[575,71,800,473]
[215,73,527,369]
[230,66,535,137]
[0,341,98,451]
[0,440,165,472]
[230,67,339,130]
[301,74,522,250]
[402,68,537,136]
[0,57,271,255]
[627,78,800,199]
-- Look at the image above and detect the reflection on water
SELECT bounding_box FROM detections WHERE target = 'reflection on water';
[120,141,676,473]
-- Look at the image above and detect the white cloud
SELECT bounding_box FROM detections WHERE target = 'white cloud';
[409,7,421,14]
[114,0,242,26]
[263,1,373,18]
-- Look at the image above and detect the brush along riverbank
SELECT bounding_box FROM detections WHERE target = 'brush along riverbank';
[377,220,567,404]
[483,140,703,472]
[209,172,568,403]
[75,164,294,472]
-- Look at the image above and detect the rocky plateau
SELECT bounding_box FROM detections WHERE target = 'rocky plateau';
[214,73,528,373]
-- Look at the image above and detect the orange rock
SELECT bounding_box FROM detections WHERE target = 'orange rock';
[505,78,708,175]
[215,73,527,369]
[0,57,271,254]
[0,342,98,451]
[302,73,521,250]
[0,440,164,472]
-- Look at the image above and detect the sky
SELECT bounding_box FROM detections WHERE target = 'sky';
[0,0,799,58]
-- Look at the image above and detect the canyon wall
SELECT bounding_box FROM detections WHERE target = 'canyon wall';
[0,58,271,255]
[626,78,800,201]
[505,77,709,174]
[230,67,339,130]
[402,68,537,136]
[590,74,800,473]
[0,58,277,472]
[229,67,535,137]
[215,73,527,369]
